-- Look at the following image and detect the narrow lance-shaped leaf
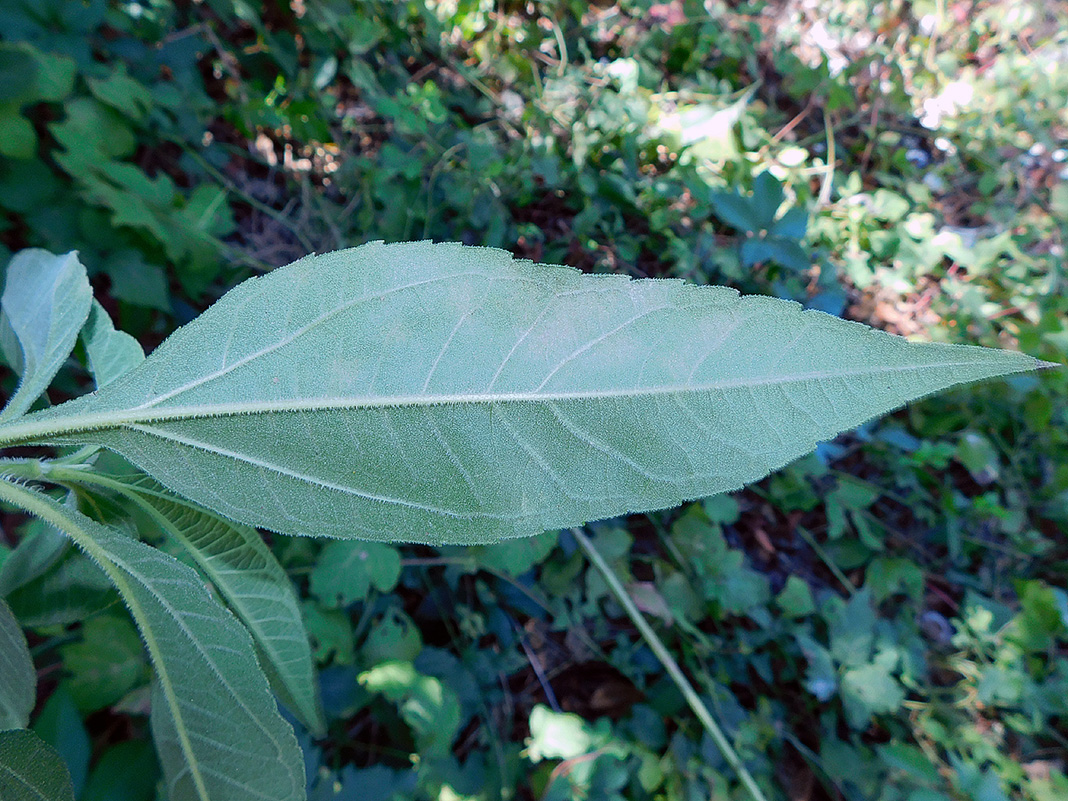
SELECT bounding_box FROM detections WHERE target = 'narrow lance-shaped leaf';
[0,478,305,801]
[0,242,1052,545]
[49,466,324,736]
[0,598,35,730]
[0,250,92,423]
[0,728,75,801]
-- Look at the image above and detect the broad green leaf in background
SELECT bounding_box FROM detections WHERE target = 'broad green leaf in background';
[360,608,422,665]
[750,171,785,228]
[0,112,36,160]
[59,614,147,713]
[0,242,1051,545]
[49,467,323,736]
[86,67,154,120]
[0,42,76,106]
[0,41,76,160]
[310,541,401,608]
[358,661,462,760]
[0,44,39,105]
[0,250,91,422]
[0,728,75,801]
[81,300,145,388]
[302,602,355,666]
[0,598,34,730]
[462,529,559,576]
[0,479,305,801]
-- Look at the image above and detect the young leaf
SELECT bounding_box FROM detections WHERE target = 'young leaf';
[53,468,324,736]
[0,728,76,801]
[0,478,305,801]
[750,171,785,228]
[0,250,92,422]
[0,242,1051,545]
[81,300,145,388]
[0,598,34,730]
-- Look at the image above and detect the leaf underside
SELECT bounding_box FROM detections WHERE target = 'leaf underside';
[0,729,75,801]
[8,241,1049,545]
[108,474,324,735]
[0,480,305,801]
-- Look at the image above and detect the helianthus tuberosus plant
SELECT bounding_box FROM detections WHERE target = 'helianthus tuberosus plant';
[0,243,1051,801]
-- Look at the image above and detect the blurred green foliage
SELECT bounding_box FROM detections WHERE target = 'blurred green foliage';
[1,0,1066,799]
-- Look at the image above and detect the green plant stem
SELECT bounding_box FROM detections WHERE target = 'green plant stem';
[570,527,770,801]
[182,146,317,253]
[795,525,856,596]
[818,108,836,208]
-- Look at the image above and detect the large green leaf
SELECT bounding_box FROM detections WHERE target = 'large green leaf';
[0,598,34,730]
[0,250,92,422]
[51,467,323,736]
[0,479,305,801]
[0,242,1050,544]
[0,728,75,801]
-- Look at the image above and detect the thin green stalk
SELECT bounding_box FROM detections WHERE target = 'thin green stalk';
[795,525,856,596]
[570,528,771,801]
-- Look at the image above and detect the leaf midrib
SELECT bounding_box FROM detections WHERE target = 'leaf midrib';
[0,357,1005,448]
[0,761,47,800]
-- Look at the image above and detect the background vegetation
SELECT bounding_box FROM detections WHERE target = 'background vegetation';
[1,1,1066,799]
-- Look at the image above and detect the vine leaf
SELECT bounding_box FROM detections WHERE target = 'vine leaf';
[310,541,401,607]
[0,250,91,422]
[0,478,305,801]
[0,242,1052,545]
